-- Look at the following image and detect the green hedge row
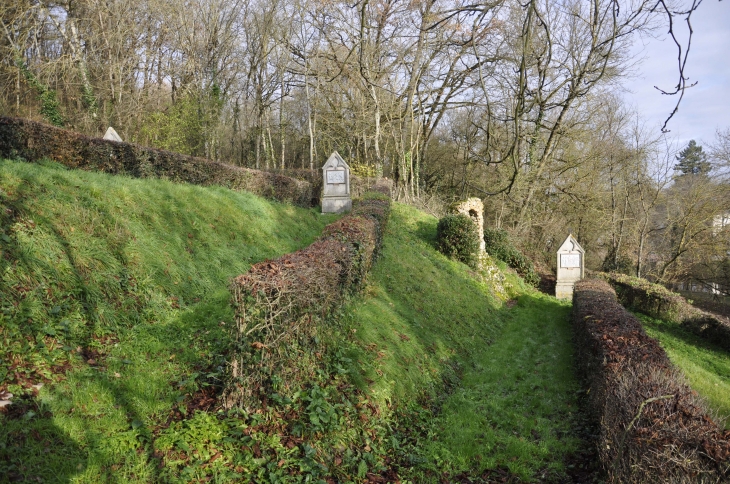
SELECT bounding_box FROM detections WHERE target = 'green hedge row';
[599,272,730,351]
[572,279,730,483]
[0,117,312,206]
[225,188,391,410]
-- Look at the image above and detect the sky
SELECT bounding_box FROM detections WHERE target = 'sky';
[623,0,730,150]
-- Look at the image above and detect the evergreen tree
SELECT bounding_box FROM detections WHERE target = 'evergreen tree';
[675,140,711,176]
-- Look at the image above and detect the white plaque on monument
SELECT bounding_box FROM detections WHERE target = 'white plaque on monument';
[321,152,352,213]
[555,234,585,299]
[560,254,580,268]
[326,170,346,184]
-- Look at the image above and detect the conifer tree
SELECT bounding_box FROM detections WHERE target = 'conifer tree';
[675,140,711,176]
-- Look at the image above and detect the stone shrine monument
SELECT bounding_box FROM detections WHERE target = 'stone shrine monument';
[103,126,123,142]
[555,234,584,299]
[448,198,486,254]
[321,152,352,213]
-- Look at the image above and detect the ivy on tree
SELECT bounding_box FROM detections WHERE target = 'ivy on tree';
[674,140,710,176]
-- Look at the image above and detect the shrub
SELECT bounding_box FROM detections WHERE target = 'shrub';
[599,272,730,351]
[572,279,730,483]
[224,189,391,410]
[436,214,480,268]
[483,228,539,287]
[0,116,312,206]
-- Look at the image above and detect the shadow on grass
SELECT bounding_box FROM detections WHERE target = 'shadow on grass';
[1,166,162,481]
[0,291,233,483]
[640,313,729,358]
[0,408,85,483]
[413,219,438,247]
[0,157,336,481]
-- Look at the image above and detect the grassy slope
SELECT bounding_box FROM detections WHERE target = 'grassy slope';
[1,162,582,483]
[639,315,730,427]
[0,158,335,481]
[342,204,581,481]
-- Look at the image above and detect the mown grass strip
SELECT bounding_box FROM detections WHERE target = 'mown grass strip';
[391,294,581,482]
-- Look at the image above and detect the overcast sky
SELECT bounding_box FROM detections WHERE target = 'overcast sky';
[623,0,730,150]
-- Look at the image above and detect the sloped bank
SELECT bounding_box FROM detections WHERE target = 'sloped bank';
[0,117,311,206]
[572,278,730,483]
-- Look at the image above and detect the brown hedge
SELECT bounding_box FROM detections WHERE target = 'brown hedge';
[224,191,390,410]
[599,272,730,351]
[0,116,311,206]
[573,278,730,483]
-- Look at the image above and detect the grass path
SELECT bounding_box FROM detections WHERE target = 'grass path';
[401,293,581,482]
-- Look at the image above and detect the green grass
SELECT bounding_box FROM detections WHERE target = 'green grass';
[0,158,336,394]
[1,163,583,482]
[338,203,512,407]
[411,295,581,481]
[0,158,336,482]
[339,204,582,481]
[639,314,730,427]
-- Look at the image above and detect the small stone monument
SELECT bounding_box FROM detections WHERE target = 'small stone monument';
[103,127,123,142]
[321,152,352,213]
[448,198,486,254]
[555,234,584,299]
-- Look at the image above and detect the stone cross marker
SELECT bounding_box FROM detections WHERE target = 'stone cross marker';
[555,234,584,299]
[103,127,123,142]
[321,152,352,213]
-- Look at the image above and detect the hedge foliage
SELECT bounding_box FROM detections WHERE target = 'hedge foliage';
[572,279,730,483]
[600,272,730,352]
[225,189,391,410]
[436,214,480,268]
[0,116,311,206]
[483,228,539,286]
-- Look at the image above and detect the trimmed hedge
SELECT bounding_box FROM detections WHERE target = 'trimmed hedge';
[483,228,539,286]
[224,191,391,410]
[0,116,312,206]
[599,272,730,351]
[573,279,730,483]
[436,214,480,268]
